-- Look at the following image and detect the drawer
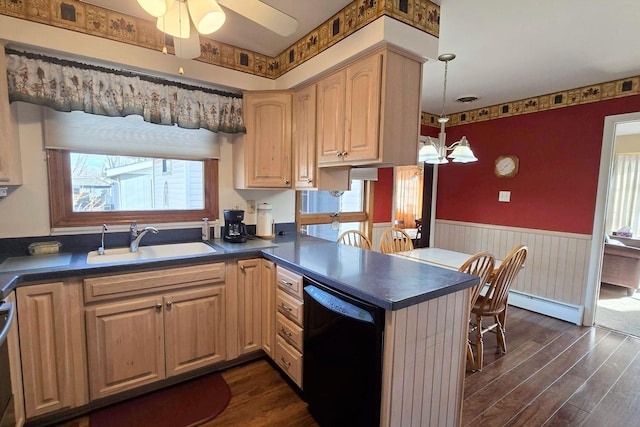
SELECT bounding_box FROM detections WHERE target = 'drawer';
[84,262,225,303]
[276,266,303,299]
[276,312,303,352]
[275,335,303,389]
[276,289,303,326]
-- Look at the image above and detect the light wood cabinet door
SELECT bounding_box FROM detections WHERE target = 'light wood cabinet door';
[0,43,22,184]
[344,53,382,162]
[17,282,86,418]
[237,259,262,354]
[240,91,292,188]
[86,296,166,400]
[164,286,226,377]
[293,84,317,189]
[261,259,276,357]
[316,70,346,164]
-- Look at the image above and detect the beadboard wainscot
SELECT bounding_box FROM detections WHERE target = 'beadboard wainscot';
[434,220,589,325]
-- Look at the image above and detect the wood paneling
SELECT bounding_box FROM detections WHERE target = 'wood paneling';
[381,288,469,426]
[435,220,591,306]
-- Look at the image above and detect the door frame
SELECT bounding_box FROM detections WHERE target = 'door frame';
[583,111,640,326]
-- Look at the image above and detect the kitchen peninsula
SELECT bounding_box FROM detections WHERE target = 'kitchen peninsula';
[0,233,477,426]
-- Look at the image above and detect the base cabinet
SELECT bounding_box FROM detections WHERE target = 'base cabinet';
[17,280,87,418]
[274,265,304,388]
[237,258,262,355]
[261,259,276,357]
[84,263,226,400]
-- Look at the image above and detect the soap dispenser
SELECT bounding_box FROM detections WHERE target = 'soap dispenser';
[202,218,210,241]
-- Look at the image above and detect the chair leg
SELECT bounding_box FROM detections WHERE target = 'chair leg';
[466,341,476,371]
[474,315,484,371]
[495,314,507,354]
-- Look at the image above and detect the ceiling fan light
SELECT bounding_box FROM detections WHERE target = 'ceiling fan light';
[137,0,175,17]
[188,0,226,34]
[174,20,202,59]
[156,1,190,38]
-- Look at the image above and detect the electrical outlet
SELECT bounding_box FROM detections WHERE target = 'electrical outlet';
[247,200,256,214]
[498,191,511,202]
[0,187,7,198]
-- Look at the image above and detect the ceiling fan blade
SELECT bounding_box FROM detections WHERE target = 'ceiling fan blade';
[218,0,298,37]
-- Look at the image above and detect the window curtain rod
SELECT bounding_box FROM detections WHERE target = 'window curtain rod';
[5,48,242,98]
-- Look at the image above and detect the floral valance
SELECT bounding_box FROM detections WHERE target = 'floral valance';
[5,49,245,134]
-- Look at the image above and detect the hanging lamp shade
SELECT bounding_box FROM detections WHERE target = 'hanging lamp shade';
[156,0,190,38]
[137,0,175,18]
[448,136,478,163]
[188,0,226,34]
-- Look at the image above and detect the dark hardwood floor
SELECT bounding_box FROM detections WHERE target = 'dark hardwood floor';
[64,306,640,426]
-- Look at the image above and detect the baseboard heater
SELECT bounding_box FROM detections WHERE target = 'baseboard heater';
[483,286,584,325]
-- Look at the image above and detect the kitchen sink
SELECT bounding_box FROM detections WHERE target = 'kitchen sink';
[86,242,217,264]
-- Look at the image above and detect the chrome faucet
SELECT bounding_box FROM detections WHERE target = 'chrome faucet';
[129,221,159,252]
[98,223,108,255]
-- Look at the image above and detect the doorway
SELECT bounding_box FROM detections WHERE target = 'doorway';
[585,112,640,331]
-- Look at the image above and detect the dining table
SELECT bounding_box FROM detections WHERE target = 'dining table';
[397,247,502,272]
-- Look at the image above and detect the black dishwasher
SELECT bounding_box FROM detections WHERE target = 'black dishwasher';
[303,277,385,427]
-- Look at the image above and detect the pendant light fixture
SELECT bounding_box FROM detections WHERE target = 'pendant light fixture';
[419,53,478,164]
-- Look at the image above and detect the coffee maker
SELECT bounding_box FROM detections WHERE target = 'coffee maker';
[223,209,248,243]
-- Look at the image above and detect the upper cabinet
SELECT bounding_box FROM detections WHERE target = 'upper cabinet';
[0,43,22,185]
[234,91,292,189]
[293,84,317,189]
[317,46,422,168]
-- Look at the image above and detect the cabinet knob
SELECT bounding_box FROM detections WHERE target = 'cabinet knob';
[155,303,162,310]
[280,303,292,312]
[240,264,245,271]
[280,356,292,368]
[336,152,341,157]
[166,301,173,308]
[279,279,292,287]
[284,179,290,185]
[342,151,348,158]
[307,178,313,183]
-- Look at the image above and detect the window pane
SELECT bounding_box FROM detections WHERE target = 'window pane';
[70,152,204,212]
[300,180,364,214]
[302,222,362,241]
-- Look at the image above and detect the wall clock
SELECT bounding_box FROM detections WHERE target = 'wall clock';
[494,155,519,178]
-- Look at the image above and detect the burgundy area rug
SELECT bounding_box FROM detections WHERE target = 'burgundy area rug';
[89,373,231,427]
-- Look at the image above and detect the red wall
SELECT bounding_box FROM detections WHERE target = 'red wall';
[436,95,640,234]
[373,167,394,222]
[373,95,640,234]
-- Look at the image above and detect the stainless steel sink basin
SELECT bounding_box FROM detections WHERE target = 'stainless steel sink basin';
[86,242,217,264]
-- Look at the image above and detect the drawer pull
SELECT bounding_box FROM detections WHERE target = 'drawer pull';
[279,279,293,287]
[279,326,293,337]
[280,303,292,312]
[280,356,291,368]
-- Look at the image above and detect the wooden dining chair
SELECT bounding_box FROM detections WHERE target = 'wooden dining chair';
[337,230,372,250]
[470,245,527,371]
[379,227,414,254]
[458,251,496,371]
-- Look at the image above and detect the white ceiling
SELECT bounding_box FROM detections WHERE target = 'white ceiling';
[82,0,640,119]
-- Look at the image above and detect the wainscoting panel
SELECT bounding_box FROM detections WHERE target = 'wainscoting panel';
[434,220,591,319]
[380,288,468,427]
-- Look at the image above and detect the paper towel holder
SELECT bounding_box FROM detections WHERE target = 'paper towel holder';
[256,203,275,238]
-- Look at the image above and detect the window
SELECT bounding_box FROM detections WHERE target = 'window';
[48,150,219,228]
[297,180,371,242]
[394,165,424,228]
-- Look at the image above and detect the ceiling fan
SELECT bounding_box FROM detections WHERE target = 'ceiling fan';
[136,0,299,59]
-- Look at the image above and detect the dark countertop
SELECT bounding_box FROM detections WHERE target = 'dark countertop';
[0,234,478,311]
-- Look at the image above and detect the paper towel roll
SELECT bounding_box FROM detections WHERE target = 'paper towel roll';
[256,203,274,238]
